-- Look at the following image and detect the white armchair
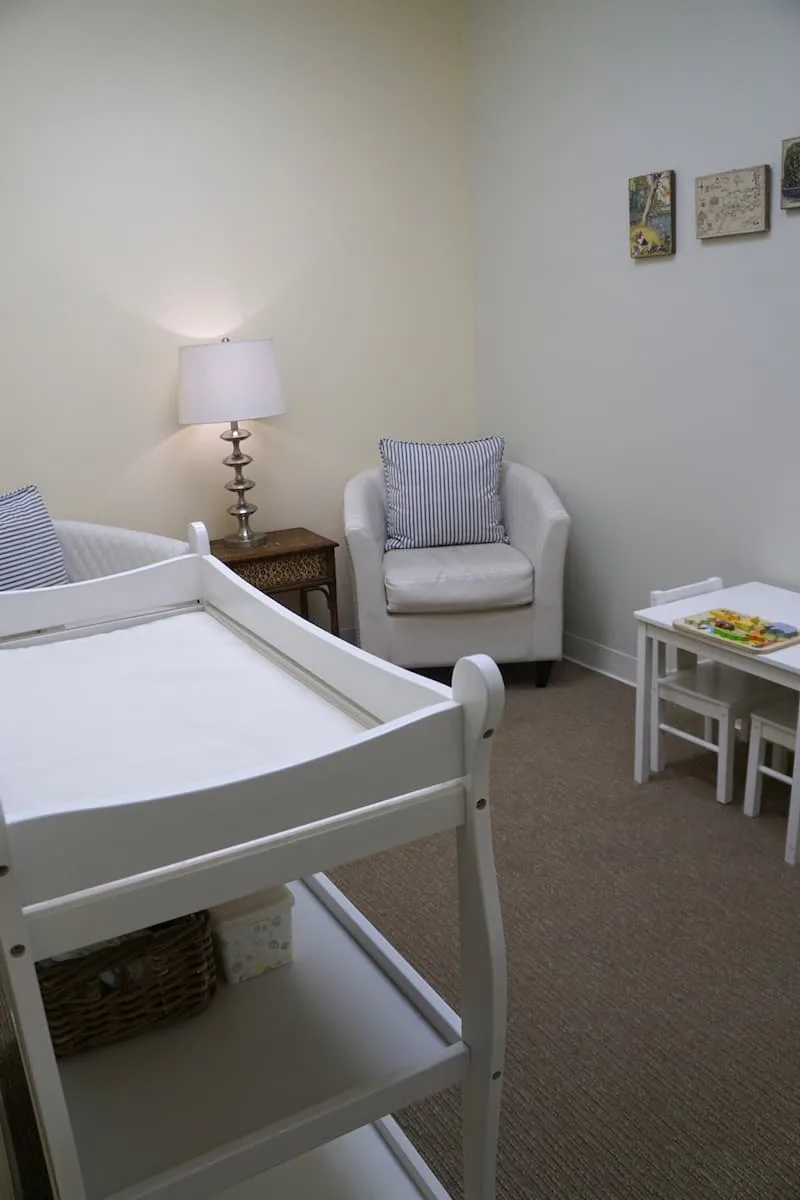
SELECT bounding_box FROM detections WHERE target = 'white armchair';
[53,520,193,581]
[344,461,570,681]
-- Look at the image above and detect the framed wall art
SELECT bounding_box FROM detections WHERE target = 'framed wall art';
[695,165,770,239]
[781,137,800,209]
[629,170,675,258]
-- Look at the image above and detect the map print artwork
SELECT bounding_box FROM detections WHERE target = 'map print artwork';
[695,165,770,239]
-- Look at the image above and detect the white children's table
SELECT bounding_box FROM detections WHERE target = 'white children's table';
[634,582,800,864]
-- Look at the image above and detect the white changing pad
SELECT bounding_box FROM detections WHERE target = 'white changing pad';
[0,611,368,823]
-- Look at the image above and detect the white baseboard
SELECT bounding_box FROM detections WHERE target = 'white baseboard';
[342,625,634,686]
[563,631,635,686]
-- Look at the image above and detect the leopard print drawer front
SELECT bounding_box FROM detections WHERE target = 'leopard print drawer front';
[235,551,329,592]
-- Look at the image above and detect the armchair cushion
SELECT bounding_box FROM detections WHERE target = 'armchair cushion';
[0,484,69,591]
[379,436,508,551]
[384,543,533,615]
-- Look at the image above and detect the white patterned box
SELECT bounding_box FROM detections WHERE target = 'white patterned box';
[210,884,294,984]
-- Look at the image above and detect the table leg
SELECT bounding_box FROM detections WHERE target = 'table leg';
[785,714,800,865]
[634,623,653,784]
[326,579,340,637]
[649,638,663,773]
[297,585,339,635]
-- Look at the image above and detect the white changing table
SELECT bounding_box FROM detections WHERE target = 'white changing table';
[0,524,507,1200]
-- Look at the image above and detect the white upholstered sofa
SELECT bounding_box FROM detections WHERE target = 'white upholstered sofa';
[344,461,570,681]
[53,520,190,581]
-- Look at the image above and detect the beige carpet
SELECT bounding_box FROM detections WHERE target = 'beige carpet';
[333,662,800,1200]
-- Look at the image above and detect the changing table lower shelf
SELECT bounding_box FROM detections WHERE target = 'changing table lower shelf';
[59,877,465,1199]
[216,1118,449,1199]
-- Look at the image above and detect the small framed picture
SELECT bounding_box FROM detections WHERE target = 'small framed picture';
[781,137,800,209]
[629,171,675,258]
[695,165,770,239]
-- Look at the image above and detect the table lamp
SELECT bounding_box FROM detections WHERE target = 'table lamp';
[178,337,285,548]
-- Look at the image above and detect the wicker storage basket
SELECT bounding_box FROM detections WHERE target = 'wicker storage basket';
[36,912,217,1058]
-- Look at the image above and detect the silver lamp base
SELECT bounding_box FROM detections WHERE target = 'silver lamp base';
[220,421,267,547]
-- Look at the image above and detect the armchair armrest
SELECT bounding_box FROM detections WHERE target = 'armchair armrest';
[500,463,570,608]
[54,520,190,582]
[344,468,388,627]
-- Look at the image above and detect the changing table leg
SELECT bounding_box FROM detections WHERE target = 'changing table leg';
[0,824,86,1198]
[453,655,507,1199]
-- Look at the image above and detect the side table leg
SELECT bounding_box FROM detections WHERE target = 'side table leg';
[634,623,653,784]
[326,580,340,636]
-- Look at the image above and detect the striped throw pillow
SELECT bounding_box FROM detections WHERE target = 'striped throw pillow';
[0,485,69,591]
[379,436,509,551]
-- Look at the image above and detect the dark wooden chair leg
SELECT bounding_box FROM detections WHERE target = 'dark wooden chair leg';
[534,660,554,688]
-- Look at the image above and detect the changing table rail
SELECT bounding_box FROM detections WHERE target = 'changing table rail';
[26,781,467,962]
[12,700,464,910]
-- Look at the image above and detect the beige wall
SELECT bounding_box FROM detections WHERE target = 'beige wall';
[0,0,475,628]
[471,0,800,679]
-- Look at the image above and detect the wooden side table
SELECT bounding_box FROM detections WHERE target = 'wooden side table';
[210,528,339,636]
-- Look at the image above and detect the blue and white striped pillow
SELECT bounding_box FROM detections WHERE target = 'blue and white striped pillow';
[379,436,509,551]
[0,485,69,591]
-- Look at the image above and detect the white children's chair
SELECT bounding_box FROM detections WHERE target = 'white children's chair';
[650,578,784,806]
[743,698,799,864]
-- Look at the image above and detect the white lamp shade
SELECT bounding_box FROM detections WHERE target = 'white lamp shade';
[178,338,286,425]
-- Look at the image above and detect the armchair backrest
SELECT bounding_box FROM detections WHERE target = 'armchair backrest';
[343,468,387,546]
[54,520,190,582]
